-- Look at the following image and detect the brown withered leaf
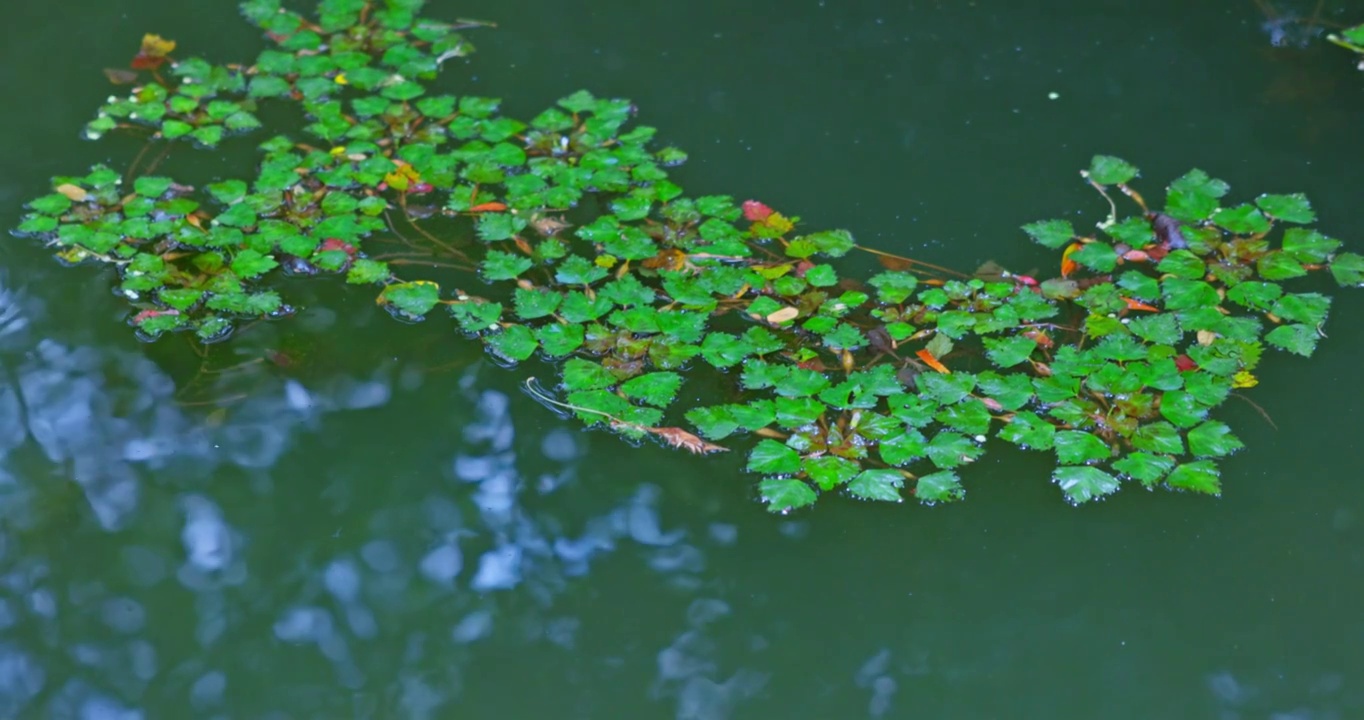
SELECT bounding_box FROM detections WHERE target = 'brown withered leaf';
[55,183,88,202]
[651,427,728,455]
[530,214,571,236]
[103,68,140,85]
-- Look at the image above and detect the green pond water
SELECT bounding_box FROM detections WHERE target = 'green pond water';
[2,0,1364,717]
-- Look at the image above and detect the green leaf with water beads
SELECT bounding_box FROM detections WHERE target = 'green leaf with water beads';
[481,250,533,281]
[378,280,441,318]
[599,274,655,307]
[29,193,72,216]
[973,372,1033,410]
[1213,204,1271,235]
[877,429,928,466]
[748,439,801,474]
[1329,252,1364,286]
[1124,313,1178,346]
[1052,466,1120,504]
[1270,293,1330,326]
[759,478,817,513]
[917,373,975,405]
[1254,193,1314,224]
[229,249,278,278]
[926,431,982,469]
[1071,242,1117,272]
[699,333,753,368]
[1112,452,1175,486]
[1264,323,1318,357]
[1226,281,1282,311]
[803,456,860,490]
[1159,391,1207,428]
[911,470,961,503]
[616,372,682,408]
[476,212,525,242]
[832,469,902,502]
[1280,228,1340,264]
[936,399,992,435]
[132,176,174,198]
[1087,155,1138,185]
[345,258,390,284]
[1165,460,1220,494]
[1155,249,1206,280]
[822,324,867,351]
[1256,251,1307,280]
[484,324,538,362]
[804,264,838,287]
[1053,431,1110,464]
[772,368,830,398]
[1164,168,1228,222]
[1130,421,1183,455]
[1022,219,1075,249]
[685,406,740,440]
[788,229,855,258]
[513,287,562,320]
[982,335,1036,368]
[774,397,825,428]
[449,301,503,335]
[1161,278,1219,311]
[1185,421,1244,458]
[562,358,617,392]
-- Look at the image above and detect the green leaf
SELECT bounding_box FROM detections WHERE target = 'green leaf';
[1054,430,1111,464]
[913,470,963,503]
[534,323,585,357]
[917,373,976,405]
[133,176,174,197]
[345,258,390,284]
[378,280,440,317]
[1161,278,1219,311]
[1158,391,1207,428]
[1254,193,1315,223]
[620,372,683,408]
[1166,460,1221,494]
[686,406,739,440]
[868,271,918,303]
[759,478,817,513]
[1226,281,1283,311]
[936,399,991,435]
[555,255,609,285]
[878,429,928,466]
[1186,421,1244,458]
[700,333,753,368]
[1281,228,1340,264]
[481,250,534,281]
[1131,422,1184,455]
[1071,242,1117,272]
[1155,250,1206,280]
[803,456,859,490]
[1264,323,1319,357]
[1164,169,1228,222]
[230,249,278,278]
[513,287,562,320]
[1270,293,1330,326]
[1329,252,1364,287]
[484,324,538,362]
[976,372,1035,411]
[560,291,614,323]
[1256,251,1307,281]
[1212,203,1271,234]
[1052,466,1120,504]
[748,439,801,474]
[1022,219,1075,249]
[1127,313,1181,345]
[562,358,617,391]
[805,264,838,287]
[1112,452,1175,486]
[476,212,526,242]
[926,431,982,470]
[982,335,1037,368]
[788,229,855,258]
[1087,155,1138,185]
[846,470,905,502]
[775,397,825,428]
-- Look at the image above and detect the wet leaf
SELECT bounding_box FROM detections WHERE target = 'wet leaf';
[1270,293,1330,326]
[1256,251,1307,281]
[1112,452,1175,486]
[803,456,860,490]
[847,470,905,502]
[1158,390,1207,428]
[982,335,1037,368]
[913,470,963,503]
[513,287,562,320]
[748,439,801,474]
[1131,421,1184,455]
[1054,430,1110,464]
[926,431,982,470]
[1227,281,1283,311]
[1330,252,1364,287]
[1281,228,1340,264]
[653,427,728,455]
[620,372,683,407]
[1186,421,1244,458]
[1264,323,1318,357]
[759,478,816,513]
[1165,460,1220,494]
[1164,168,1228,222]
[1087,155,1138,185]
[1254,193,1314,224]
[1022,219,1074,249]
[230,249,278,278]
[1052,466,1119,504]
[485,324,537,361]
[481,250,534,281]
[1212,203,1271,234]
[878,429,928,466]
[379,280,441,318]
[345,258,390,284]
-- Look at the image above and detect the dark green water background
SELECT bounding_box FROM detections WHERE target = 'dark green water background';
[2,1,1364,717]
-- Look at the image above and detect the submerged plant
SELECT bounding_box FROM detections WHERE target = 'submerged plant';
[13,0,1364,512]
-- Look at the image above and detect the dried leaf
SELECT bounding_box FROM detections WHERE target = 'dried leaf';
[1122,296,1160,312]
[916,349,951,374]
[131,33,176,70]
[103,67,140,85]
[55,183,88,202]
[765,306,799,324]
[1196,330,1217,346]
[1061,242,1082,278]
[652,426,728,455]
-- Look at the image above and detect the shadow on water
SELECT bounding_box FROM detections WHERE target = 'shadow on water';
[2,0,1364,718]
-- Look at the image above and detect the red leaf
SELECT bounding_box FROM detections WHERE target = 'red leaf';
[742,199,774,222]
[1175,354,1199,372]
[320,238,356,256]
[468,201,508,213]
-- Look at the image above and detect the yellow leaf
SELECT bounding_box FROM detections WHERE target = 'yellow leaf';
[1232,370,1259,389]
[763,212,795,236]
[55,183,88,202]
[140,33,176,59]
[330,145,348,156]
[764,306,799,324]
[594,254,618,269]
[334,72,349,85]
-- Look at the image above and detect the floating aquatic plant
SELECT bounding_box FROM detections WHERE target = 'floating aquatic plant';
[12,0,1364,512]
